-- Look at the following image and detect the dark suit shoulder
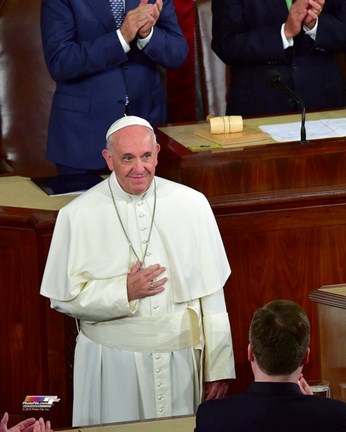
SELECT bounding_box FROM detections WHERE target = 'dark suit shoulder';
[195,392,346,432]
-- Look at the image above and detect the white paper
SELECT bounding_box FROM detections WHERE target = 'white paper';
[259,118,346,142]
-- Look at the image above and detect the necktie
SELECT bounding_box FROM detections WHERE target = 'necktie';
[109,0,124,28]
[286,0,292,9]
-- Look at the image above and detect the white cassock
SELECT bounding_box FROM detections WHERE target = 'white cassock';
[40,173,235,426]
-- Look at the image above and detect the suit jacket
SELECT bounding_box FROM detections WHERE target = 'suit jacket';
[41,0,188,169]
[211,0,346,116]
[195,382,346,432]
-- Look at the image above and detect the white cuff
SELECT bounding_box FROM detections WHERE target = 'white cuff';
[116,28,130,53]
[281,23,294,49]
[137,27,153,50]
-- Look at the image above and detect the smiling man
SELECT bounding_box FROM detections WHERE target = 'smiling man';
[40,116,235,427]
[102,119,160,195]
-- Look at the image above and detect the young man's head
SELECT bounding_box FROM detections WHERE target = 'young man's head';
[249,299,310,376]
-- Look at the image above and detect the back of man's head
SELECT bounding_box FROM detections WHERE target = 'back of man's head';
[249,300,310,375]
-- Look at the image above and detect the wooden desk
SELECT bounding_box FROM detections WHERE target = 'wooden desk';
[57,415,195,432]
[156,109,346,196]
[309,284,346,402]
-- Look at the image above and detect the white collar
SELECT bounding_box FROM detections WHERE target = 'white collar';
[109,171,155,202]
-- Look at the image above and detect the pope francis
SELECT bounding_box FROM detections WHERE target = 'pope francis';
[40,116,235,426]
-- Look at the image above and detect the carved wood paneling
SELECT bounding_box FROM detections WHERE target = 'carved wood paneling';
[0,208,72,427]
[309,287,346,402]
[218,202,346,392]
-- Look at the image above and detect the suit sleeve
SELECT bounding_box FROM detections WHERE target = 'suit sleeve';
[41,0,188,82]
[315,0,346,50]
[140,0,189,68]
[212,0,346,66]
[211,0,288,66]
[41,0,128,81]
[195,399,220,432]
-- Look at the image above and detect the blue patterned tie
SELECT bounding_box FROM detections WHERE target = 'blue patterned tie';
[109,0,124,28]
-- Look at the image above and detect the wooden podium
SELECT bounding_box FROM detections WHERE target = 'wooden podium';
[309,284,346,402]
[1,110,346,427]
[155,109,346,196]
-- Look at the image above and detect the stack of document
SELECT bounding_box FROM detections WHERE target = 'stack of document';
[259,118,346,142]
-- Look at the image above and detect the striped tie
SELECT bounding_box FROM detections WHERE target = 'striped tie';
[109,0,124,28]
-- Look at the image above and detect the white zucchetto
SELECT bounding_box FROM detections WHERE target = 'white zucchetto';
[106,115,154,140]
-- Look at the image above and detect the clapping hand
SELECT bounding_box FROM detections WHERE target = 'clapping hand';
[0,413,52,432]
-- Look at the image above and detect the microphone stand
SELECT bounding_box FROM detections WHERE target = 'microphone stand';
[298,101,308,145]
[271,75,309,145]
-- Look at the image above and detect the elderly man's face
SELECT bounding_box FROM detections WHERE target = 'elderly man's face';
[102,126,160,195]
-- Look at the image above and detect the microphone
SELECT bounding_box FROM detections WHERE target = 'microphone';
[269,71,308,144]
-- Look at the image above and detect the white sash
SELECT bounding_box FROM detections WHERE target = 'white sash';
[80,308,200,352]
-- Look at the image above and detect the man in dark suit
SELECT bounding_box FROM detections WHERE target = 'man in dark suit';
[211,0,346,117]
[195,299,346,432]
[41,0,188,173]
